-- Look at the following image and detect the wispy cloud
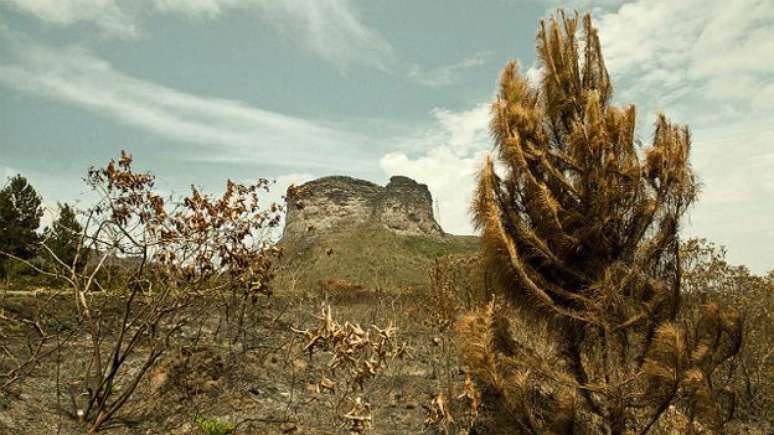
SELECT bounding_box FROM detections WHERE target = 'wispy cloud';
[0,0,141,39]
[155,0,490,81]
[255,0,396,72]
[152,0,235,18]
[0,0,490,83]
[0,28,371,170]
[152,0,397,72]
[1,0,396,71]
[408,51,494,87]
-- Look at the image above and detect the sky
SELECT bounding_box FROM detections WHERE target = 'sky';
[1,0,772,273]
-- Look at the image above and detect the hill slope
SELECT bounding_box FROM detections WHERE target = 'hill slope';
[275,223,479,292]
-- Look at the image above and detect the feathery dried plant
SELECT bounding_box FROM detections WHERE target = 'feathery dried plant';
[462,11,741,434]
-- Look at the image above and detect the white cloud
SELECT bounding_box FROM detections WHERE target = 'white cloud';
[0,29,370,170]
[381,147,485,235]
[690,117,774,206]
[524,62,543,87]
[0,0,141,38]
[429,103,491,155]
[386,0,774,271]
[408,51,494,87]
[380,103,491,235]
[39,201,61,230]
[594,0,774,116]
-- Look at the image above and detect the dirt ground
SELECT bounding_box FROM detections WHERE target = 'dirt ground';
[3,287,770,435]
[0,289,465,434]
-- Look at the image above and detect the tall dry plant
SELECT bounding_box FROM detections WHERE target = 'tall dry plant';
[461,12,741,434]
[72,152,283,432]
[2,152,283,432]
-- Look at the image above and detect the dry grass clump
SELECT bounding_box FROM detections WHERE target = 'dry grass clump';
[149,346,226,399]
[423,373,481,435]
[461,11,742,434]
[317,278,379,304]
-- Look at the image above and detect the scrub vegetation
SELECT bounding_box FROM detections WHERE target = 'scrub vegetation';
[0,11,771,435]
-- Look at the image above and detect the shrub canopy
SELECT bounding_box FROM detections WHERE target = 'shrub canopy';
[462,12,740,434]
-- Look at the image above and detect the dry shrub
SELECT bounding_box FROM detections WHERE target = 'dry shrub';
[456,297,575,432]
[681,239,774,429]
[2,151,283,432]
[291,302,410,433]
[421,255,489,435]
[427,254,488,328]
[150,346,226,399]
[461,11,742,434]
[75,152,281,431]
[423,374,481,435]
[423,392,455,432]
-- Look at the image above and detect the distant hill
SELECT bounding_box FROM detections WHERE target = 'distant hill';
[275,175,479,292]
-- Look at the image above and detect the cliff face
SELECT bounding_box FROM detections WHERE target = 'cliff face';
[282,175,443,240]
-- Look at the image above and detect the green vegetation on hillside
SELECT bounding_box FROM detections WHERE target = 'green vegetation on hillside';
[275,223,479,292]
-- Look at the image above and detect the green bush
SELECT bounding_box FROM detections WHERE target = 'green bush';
[194,414,236,435]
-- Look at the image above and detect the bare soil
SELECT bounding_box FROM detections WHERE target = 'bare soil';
[0,289,464,434]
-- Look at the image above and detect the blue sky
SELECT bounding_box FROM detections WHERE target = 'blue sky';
[1,0,773,273]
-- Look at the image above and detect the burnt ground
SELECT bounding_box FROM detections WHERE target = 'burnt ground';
[0,289,466,434]
[1,288,770,435]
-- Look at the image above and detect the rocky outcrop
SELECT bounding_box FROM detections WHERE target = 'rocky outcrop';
[282,175,443,240]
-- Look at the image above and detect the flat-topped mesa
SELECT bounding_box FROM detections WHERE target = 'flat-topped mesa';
[282,175,443,240]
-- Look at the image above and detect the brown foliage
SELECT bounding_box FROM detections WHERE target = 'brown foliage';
[291,302,410,432]
[427,255,489,327]
[681,239,774,427]
[317,278,374,304]
[463,11,741,434]
[1,151,283,432]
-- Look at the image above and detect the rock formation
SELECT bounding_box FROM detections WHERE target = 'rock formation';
[282,175,443,240]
